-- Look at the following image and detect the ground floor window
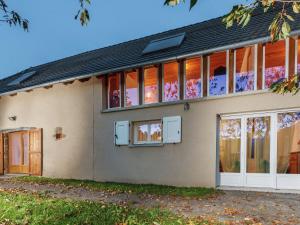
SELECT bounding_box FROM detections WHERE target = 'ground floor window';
[219,119,241,173]
[277,112,300,174]
[219,110,300,189]
[246,117,270,173]
[133,120,162,145]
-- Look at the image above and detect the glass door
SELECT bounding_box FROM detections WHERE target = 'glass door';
[219,113,276,188]
[244,115,276,188]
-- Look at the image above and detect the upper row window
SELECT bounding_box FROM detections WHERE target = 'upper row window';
[125,71,138,107]
[297,38,300,74]
[163,62,179,102]
[209,51,227,96]
[108,73,121,109]
[107,40,288,109]
[264,40,286,88]
[185,58,202,99]
[235,46,255,92]
[144,66,159,104]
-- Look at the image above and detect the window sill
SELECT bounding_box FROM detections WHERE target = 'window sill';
[102,89,269,113]
[128,143,164,148]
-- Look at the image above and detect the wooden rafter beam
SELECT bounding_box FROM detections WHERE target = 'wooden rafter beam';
[78,77,91,83]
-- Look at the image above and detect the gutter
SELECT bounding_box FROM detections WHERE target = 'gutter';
[1,30,300,97]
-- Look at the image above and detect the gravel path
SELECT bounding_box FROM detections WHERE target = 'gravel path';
[0,179,299,224]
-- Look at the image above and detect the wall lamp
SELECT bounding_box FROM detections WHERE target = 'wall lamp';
[184,102,190,111]
[8,116,17,121]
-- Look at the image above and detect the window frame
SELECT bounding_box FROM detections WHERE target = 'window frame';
[107,73,121,109]
[207,50,229,97]
[262,39,289,90]
[233,45,258,93]
[295,37,299,74]
[183,57,203,99]
[124,70,139,108]
[142,66,159,105]
[133,120,163,145]
[162,61,180,102]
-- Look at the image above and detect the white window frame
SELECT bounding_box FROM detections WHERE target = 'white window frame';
[295,37,299,74]
[124,70,139,108]
[233,45,257,93]
[219,108,300,190]
[133,120,162,145]
[183,57,203,100]
[262,39,289,90]
[207,50,229,97]
[142,66,159,105]
[162,61,180,102]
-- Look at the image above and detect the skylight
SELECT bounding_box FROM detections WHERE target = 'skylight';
[142,33,186,54]
[8,71,36,86]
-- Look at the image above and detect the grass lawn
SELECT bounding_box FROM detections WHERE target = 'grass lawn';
[13,176,217,198]
[0,190,209,225]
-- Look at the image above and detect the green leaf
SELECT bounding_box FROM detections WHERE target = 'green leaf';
[286,14,294,22]
[293,2,300,13]
[164,0,181,6]
[242,13,251,27]
[190,0,198,10]
[282,21,291,37]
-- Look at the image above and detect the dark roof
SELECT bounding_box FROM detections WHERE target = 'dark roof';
[1,5,300,95]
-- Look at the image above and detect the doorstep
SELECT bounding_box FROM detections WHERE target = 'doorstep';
[0,174,28,180]
[218,186,300,194]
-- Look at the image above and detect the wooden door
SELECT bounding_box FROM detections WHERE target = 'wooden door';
[8,131,30,174]
[0,133,3,175]
[29,129,43,176]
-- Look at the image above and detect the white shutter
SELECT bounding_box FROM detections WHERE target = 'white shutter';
[115,121,129,145]
[163,116,182,144]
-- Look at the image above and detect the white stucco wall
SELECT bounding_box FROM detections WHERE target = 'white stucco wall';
[0,77,299,187]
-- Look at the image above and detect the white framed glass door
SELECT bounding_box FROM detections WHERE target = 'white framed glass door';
[243,114,275,188]
[220,110,300,190]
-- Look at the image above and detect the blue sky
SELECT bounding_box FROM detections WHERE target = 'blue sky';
[0,0,246,79]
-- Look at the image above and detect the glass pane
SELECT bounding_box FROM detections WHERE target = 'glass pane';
[11,133,22,166]
[163,62,179,102]
[144,67,158,104]
[125,71,138,107]
[264,40,286,88]
[185,58,202,99]
[136,124,148,143]
[23,133,29,166]
[277,112,300,174]
[235,46,255,92]
[219,119,241,173]
[108,74,120,108]
[150,123,162,142]
[209,51,227,96]
[247,117,270,173]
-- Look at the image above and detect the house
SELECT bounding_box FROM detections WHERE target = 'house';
[0,6,300,191]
